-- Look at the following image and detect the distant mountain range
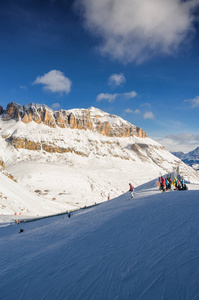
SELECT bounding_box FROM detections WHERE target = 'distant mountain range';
[172,147,199,171]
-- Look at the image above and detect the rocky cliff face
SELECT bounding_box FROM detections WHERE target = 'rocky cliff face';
[2,102,146,138]
[0,106,3,115]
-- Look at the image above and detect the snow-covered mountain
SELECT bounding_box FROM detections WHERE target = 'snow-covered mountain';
[0,102,147,138]
[0,102,199,218]
[173,147,199,170]
[172,151,185,160]
[1,102,199,299]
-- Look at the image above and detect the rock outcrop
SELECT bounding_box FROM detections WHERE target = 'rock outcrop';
[0,106,3,115]
[9,136,89,157]
[3,102,21,120]
[0,160,5,169]
[0,160,17,182]
[1,102,147,138]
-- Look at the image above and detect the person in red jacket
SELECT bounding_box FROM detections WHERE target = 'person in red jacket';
[160,176,166,192]
[129,183,134,192]
[129,183,135,198]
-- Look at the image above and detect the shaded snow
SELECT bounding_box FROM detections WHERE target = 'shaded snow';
[1,183,199,299]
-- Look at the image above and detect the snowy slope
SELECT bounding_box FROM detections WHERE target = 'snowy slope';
[0,170,69,217]
[1,182,199,299]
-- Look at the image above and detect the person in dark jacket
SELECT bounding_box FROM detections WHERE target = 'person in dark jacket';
[168,177,172,188]
[68,212,72,218]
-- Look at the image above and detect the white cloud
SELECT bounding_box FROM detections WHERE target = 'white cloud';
[125,108,140,114]
[96,90,137,102]
[154,133,199,152]
[33,70,72,94]
[108,73,126,87]
[184,96,199,108]
[77,0,199,63]
[51,103,61,109]
[96,93,118,102]
[143,111,154,119]
[124,91,137,99]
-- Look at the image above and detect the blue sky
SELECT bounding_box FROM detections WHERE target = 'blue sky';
[0,0,199,152]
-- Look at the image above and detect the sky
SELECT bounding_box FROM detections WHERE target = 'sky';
[0,0,199,153]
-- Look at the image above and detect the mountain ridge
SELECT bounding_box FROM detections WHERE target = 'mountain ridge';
[173,147,199,170]
[0,102,147,138]
[0,101,199,216]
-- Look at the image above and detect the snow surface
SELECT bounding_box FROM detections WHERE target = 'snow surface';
[1,181,199,299]
[0,159,161,218]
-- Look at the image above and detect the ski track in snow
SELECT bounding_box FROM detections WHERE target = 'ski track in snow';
[1,182,199,299]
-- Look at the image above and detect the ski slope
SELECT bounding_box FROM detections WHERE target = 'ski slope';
[1,182,199,299]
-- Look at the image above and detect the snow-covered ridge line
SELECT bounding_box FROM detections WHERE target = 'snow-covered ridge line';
[173,147,199,170]
[0,102,147,138]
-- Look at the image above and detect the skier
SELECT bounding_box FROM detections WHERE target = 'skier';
[68,212,72,218]
[129,183,134,192]
[129,183,135,198]
[160,176,166,192]
[173,178,177,187]
[168,177,172,188]
[165,178,169,190]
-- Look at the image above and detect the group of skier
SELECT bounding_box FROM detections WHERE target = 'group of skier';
[159,176,187,192]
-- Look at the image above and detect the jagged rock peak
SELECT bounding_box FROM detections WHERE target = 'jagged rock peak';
[1,102,147,138]
[0,105,3,115]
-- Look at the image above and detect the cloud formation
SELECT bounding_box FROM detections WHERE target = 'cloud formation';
[143,111,154,119]
[33,70,72,94]
[154,133,199,152]
[184,96,199,108]
[96,93,118,102]
[124,91,137,99]
[77,0,199,63]
[125,108,140,114]
[108,73,126,87]
[51,102,61,109]
[96,90,137,102]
